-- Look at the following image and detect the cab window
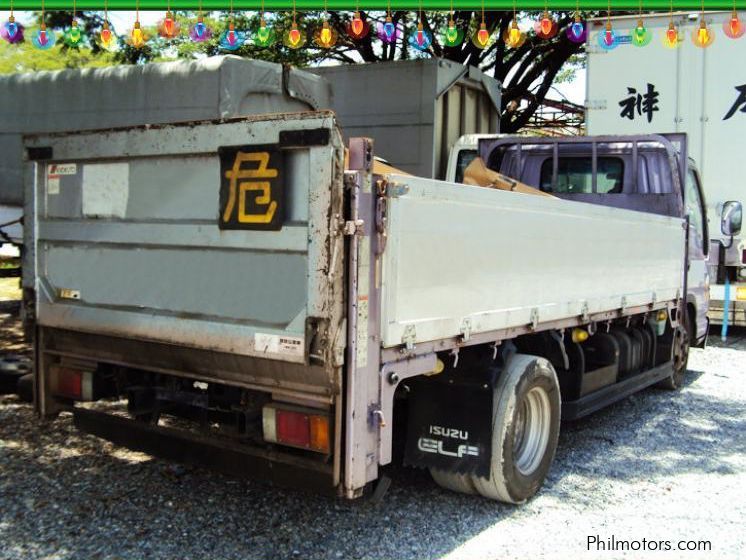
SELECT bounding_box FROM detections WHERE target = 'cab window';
[539,157,624,194]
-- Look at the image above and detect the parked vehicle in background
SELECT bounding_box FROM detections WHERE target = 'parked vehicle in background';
[23,89,704,502]
[585,11,746,326]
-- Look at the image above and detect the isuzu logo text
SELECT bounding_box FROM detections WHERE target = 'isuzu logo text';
[429,425,469,440]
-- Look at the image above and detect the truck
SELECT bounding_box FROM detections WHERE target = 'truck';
[23,90,721,502]
[584,10,746,327]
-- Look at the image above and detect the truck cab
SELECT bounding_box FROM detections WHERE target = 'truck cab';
[448,133,710,347]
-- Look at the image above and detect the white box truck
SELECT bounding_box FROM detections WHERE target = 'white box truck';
[585,11,746,326]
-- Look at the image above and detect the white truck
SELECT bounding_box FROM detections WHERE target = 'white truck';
[584,10,746,327]
[24,101,716,502]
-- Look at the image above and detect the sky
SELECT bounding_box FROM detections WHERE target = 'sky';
[0,9,589,104]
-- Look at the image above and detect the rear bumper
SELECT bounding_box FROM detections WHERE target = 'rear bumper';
[73,407,336,495]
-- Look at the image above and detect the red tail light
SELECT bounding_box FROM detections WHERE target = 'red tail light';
[50,366,93,400]
[263,404,331,454]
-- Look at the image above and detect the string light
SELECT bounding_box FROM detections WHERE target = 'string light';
[471,0,491,49]
[724,1,744,38]
[219,0,246,50]
[597,0,618,50]
[441,0,463,47]
[631,0,651,47]
[347,0,369,40]
[692,0,714,47]
[408,1,432,51]
[566,0,586,44]
[503,0,525,48]
[283,0,306,49]
[127,0,147,48]
[63,0,86,47]
[662,0,679,48]
[1,0,25,44]
[158,0,180,39]
[32,0,56,49]
[253,0,274,46]
[314,0,338,48]
[189,0,212,42]
[535,1,557,40]
[98,0,117,51]
[377,0,399,45]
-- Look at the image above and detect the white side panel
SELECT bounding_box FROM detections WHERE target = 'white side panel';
[381,175,685,348]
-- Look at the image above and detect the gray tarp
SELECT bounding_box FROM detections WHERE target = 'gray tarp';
[0,55,331,206]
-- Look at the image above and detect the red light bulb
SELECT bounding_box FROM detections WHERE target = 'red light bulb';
[351,12,364,36]
[540,13,552,36]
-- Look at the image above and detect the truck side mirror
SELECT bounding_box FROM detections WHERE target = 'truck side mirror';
[721,200,742,237]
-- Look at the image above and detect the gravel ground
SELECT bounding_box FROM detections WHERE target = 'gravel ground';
[1,314,745,560]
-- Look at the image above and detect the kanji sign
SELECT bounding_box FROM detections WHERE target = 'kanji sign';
[724,84,746,121]
[619,83,660,123]
[219,145,284,231]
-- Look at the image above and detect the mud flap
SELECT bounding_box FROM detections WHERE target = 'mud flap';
[403,378,493,478]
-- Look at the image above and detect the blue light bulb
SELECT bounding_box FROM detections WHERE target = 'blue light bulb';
[571,21,584,38]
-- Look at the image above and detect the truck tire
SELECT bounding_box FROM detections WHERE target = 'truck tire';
[471,354,561,504]
[430,469,477,495]
[656,324,690,390]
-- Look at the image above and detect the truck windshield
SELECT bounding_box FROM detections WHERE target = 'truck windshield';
[539,157,624,194]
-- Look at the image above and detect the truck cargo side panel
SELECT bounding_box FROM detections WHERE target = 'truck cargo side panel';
[381,176,685,348]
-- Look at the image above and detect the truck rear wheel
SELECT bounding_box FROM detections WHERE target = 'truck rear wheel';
[471,354,560,504]
[430,469,477,494]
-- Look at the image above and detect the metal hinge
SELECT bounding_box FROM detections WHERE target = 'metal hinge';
[459,318,472,342]
[341,219,365,236]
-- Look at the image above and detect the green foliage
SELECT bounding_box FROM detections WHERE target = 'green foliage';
[0,25,115,74]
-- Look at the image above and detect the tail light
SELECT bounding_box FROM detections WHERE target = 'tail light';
[263,404,331,454]
[50,366,94,400]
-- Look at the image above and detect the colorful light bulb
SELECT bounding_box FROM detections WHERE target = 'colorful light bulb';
[283,22,305,49]
[189,17,212,42]
[219,22,246,51]
[98,21,117,51]
[377,16,399,45]
[535,10,557,39]
[32,23,56,50]
[472,21,490,49]
[662,21,679,48]
[253,18,274,47]
[724,11,745,38]
[631,18,651,47]
[597,21,618,50]
[408,22,432,51]
[383,16,395,41]
[566,12,586,43]
[158,11,180,39]
[63,19,85,47]
[128,21,147,48]
[692,18,714,48]
[441,19,463,47]
[348,11,369,39]
[314,20,337,48]
[1,16,25,44]
[503,20,524,48]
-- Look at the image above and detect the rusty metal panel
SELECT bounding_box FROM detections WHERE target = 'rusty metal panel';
[25,114,346,390]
